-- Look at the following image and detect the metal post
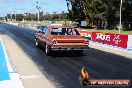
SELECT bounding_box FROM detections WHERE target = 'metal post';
[119,0,123,34]
[15,14,16,21]
[14,11,16,21]
[36,2,41,22]
[11,14,12,20]
[38,10,40,22]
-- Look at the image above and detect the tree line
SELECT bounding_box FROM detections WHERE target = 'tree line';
[66,0,132,30]
[4,12,69,22]
[23,12,69,21]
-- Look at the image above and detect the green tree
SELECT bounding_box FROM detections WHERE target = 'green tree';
[66,0,86,22]
[66,0,132,30]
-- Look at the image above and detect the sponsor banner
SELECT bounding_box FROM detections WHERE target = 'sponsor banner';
[92,32,96,42]
[110,34,128,48]
[91,32,128,48]
[127,35,132,50]
[96,32,111,45]
[79,30,92,40]
[103,33,111,45]
[92,32,111,44]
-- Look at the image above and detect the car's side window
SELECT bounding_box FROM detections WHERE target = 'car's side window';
[42,27,48,34]
[42,28,45,33]
[42,27,49,38]
[45,27,48,34]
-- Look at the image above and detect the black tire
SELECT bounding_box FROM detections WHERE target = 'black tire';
[75,50,83,55]
[35,39,40,48]
[45,43,51,55]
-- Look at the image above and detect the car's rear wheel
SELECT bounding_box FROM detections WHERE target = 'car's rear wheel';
[35,39,40,48]
[45,43,51,55]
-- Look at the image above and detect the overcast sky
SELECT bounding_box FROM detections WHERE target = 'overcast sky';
[0,0,68,16]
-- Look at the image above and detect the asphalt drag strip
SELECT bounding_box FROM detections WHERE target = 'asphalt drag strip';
[0,23,132,88]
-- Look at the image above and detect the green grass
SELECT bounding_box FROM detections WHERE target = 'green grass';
[91,29,132,35]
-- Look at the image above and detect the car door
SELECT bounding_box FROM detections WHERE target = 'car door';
[37,27,45,46]
[40,27,49,47]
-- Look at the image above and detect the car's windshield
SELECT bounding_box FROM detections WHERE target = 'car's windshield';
[51,28,80,35]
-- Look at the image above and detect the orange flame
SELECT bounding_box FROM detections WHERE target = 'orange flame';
[79,67,89,80]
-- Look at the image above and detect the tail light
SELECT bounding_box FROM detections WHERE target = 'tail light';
[52,40,57,44]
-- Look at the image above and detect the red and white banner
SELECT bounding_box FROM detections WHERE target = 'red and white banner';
[110,34,128,48]
[92,32,128,48]
[79,30,129,48]
[92,32,111,45]
[96,32,111,44]
[78,30,92,40]
[92,32,96,42]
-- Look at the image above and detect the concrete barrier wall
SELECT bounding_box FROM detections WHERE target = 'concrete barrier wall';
[127,35,132,50]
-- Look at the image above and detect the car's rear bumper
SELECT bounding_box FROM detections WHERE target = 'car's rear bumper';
[50,46,89,51]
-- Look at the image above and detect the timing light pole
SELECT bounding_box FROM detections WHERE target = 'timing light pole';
[36,2,41,22]
[119,0,123,34]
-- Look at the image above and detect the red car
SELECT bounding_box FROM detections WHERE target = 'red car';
[35,24,89,55]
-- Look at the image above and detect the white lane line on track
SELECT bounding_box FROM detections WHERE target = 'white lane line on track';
[0,38,24,88]
[20,75,44,79]
[0,73,24,88]
[0,38,13,72]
